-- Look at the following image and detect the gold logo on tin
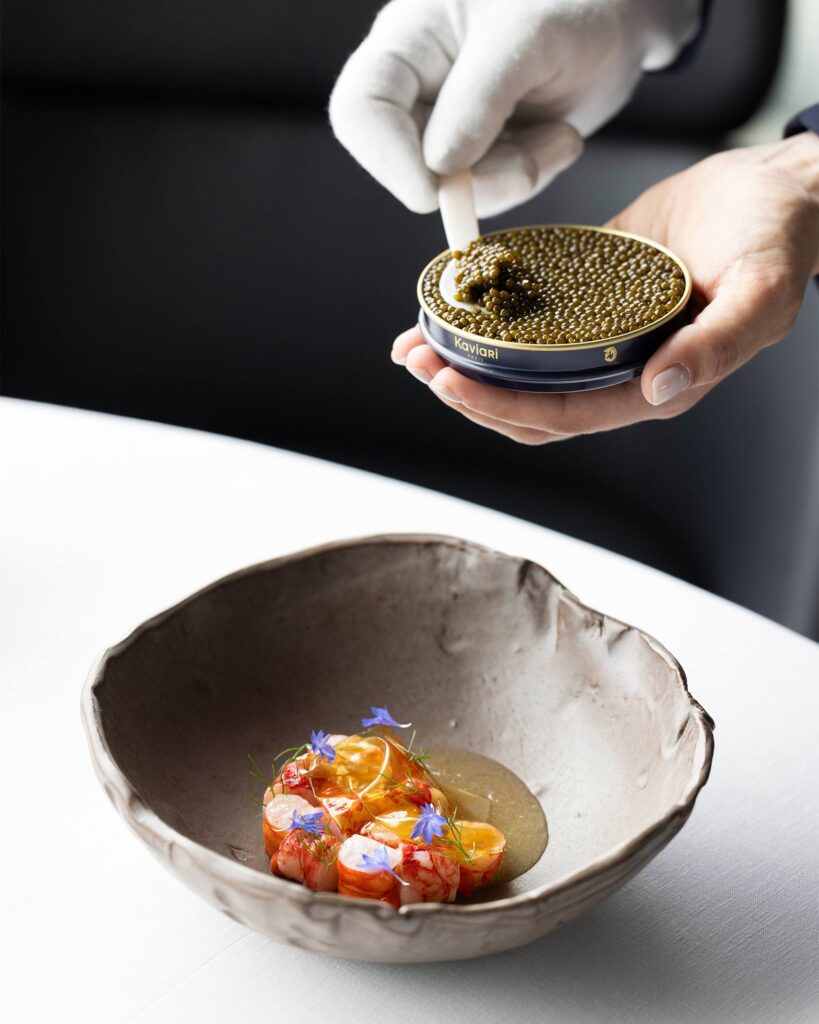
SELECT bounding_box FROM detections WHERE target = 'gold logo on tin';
[454,338,499,361]
[603,346,617,363]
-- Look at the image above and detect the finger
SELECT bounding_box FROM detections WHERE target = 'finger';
[642,266,803,405]
[404,341,449,382]
[426,365,654,434]
[405,345,706,433]
[422,29,536,176]
[428,373,560,445]
[401,346,558,442]
[431,362,709,432]
[391,326,427,364]
[329,48,437,212]
[472,122,583,218]
[329,4,453,213]
[437,399,561,445]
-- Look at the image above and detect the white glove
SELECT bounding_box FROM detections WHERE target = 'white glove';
[329,0,701,216]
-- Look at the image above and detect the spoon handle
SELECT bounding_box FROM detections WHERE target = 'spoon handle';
[438,171,479,253]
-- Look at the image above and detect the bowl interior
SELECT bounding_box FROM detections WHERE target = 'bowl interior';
[94,537,709,902]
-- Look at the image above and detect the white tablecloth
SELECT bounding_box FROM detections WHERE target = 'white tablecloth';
[1,398,816,1023]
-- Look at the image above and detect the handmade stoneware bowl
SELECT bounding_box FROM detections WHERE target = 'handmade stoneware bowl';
[82,535,713,962]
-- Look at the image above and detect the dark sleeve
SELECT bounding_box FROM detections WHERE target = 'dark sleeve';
[784,104,819,138]
[785,105,819,287]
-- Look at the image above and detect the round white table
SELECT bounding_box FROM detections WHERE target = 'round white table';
[1,397,817,1023]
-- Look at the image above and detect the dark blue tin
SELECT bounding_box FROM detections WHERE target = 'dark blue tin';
[417,225,692,393]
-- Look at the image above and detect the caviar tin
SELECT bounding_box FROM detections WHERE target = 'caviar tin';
[417,225,692,393]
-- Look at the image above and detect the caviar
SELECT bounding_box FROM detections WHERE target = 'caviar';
[451,241,540,318]
[422,227,687,345]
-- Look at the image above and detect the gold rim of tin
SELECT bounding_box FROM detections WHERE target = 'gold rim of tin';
[416,224,693,352]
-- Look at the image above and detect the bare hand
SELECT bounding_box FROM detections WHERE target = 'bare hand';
[393,133,819,444]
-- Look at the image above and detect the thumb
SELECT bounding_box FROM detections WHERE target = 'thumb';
[422,31,533,176]
[642,269,801,406]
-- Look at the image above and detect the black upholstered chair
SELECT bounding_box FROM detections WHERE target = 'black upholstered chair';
[3,1,816,635]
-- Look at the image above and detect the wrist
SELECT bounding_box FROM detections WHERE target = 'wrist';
[779,131,819,197]
[776,132,819,274]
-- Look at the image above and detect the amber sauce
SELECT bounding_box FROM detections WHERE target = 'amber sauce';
[426,747,548,886]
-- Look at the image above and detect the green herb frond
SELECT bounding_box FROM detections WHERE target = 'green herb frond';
[295,829,339,868]
[249,743,311,798]
[247,754,277,791]
[245,792,267,818]
[275,743,310,792]
[403,729,431,772]
[376,769,424,796]
[406,749,431,771]
[442,807,474,863]
[273,743,309,770]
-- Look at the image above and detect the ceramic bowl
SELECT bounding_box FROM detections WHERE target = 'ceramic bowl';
[81,535,713,962]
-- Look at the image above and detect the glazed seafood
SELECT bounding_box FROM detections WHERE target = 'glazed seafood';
[252,707,507,907]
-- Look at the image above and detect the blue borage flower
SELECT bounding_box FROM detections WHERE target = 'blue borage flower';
[361,707,412,729]
[288,809,326,835]
[358,846,409,886]
[411,802,447,845]
[310,729,336,763]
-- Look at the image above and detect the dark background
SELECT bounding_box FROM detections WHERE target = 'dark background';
[3,1,817,636]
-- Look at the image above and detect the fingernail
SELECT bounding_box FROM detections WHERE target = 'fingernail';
[650,364,690,405]
[407,365,432,384]
[431,382,462,404]
[391,348,406,366]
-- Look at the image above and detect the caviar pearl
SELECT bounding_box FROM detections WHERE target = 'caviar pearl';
[421,226,687,345]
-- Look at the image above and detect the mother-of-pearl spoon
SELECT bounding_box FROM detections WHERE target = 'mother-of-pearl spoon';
[438,170,481,313]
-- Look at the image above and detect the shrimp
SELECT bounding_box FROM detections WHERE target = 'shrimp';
[263,793,322,857]
[399,779,432,810]
[272,758,319,804]
[337,834,458,908]
[320,791,368,837]
[360,808,415,846]
[364,812,504,896]
[256,727,507,906]
[271,736,349,803]
[426,786,452,816]
[337,834,402,904]
[272,829,340,892]
[451,821,506,896]
[396,842,459,906]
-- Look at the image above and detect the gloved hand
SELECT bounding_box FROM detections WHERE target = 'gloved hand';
[329,0,701,216]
